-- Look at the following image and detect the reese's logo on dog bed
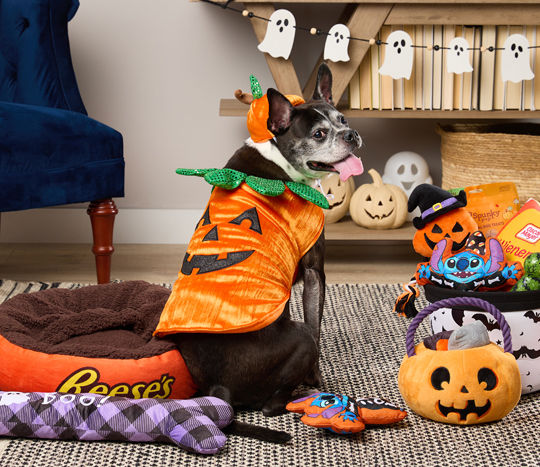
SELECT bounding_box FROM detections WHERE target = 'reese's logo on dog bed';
[56,367,176,399]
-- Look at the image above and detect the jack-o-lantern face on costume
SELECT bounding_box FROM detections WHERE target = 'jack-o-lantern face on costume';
[413,208,478,258]
[319,173,355,224]
[181,206,261,275]
[398,343,521,425]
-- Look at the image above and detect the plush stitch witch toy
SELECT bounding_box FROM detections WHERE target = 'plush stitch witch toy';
[154,77,333,336]
[394,184,478,317]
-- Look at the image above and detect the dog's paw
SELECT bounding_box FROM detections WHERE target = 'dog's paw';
[304,373,321,388]
[262,395,291,417]
[262,403,288,417]
[303,365,322,387]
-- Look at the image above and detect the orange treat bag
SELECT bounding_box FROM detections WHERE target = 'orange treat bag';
[463,182,521,238]
[497,198,540,264]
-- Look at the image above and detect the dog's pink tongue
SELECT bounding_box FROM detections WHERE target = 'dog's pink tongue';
[332,155,364,181]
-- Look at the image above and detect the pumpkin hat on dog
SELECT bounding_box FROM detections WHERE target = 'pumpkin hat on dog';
[235,75,305,143]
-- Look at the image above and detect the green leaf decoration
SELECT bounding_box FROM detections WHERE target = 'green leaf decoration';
[246,176,285,196]
[286,181,330,209]
[204,168,246,190]
[177,167,328,208]
[250,75,263,100]
[176,168,215,177]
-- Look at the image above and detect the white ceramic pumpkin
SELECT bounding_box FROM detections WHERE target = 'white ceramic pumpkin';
[319,173,355,224]
[350,169,408,229]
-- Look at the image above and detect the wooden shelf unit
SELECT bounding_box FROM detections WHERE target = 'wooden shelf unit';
[325,218,415,242]
[205,1,539,242]
[220,98,540,118]
[215,1,540,116]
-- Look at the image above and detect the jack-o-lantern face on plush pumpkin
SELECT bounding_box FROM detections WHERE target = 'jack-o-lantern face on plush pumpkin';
[413,208,478,258]
[350,169,408,229]
[319,173,355,224]
[398,343,521,425]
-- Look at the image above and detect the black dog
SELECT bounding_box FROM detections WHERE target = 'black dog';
[165,64,362,419]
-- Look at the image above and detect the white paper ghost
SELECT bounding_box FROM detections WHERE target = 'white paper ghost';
[446,37,473,74]
[382,151,432,221]
[378,30,413,80]
[257,9,296,60]
[502,34,534,83]
[324,24,350,62]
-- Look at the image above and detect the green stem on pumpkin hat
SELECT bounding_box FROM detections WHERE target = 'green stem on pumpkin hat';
[250,75,263,100]
[176,167,329,209]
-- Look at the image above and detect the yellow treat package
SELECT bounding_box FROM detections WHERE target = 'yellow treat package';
[497,198,540,263]
[463,182,521,238]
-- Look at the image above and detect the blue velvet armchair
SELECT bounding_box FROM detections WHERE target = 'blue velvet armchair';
[0,0,125,283]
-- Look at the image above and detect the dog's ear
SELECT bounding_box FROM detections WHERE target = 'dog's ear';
[267,88,295,135]
[312,63,333,105]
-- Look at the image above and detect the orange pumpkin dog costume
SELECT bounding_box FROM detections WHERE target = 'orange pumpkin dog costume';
[155,181,324,335]
[155,82,322,335]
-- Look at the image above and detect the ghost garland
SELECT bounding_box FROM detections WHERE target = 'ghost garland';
[200,0,538,83]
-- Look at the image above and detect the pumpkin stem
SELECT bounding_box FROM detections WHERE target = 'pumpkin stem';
[368,168,383,186]
[234,89,254,105]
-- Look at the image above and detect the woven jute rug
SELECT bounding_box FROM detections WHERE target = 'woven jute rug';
[0,279,538,467]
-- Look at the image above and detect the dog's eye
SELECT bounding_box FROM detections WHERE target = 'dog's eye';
[340,116,348,125]
[313,129,326,140]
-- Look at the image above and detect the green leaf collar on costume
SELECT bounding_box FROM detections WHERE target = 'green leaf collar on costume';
[176,168,329,209]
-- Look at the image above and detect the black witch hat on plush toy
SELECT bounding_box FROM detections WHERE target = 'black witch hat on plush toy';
[409,184,468,229]
[408,184,478,259]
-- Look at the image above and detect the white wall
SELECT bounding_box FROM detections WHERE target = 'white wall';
[0,0,442,244]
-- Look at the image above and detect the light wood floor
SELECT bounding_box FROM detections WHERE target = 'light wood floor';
[0,242,421,284]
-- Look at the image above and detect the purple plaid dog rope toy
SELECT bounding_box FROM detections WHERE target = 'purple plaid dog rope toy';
[0,391,234,454]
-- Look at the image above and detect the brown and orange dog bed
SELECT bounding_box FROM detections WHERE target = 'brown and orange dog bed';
[0,281,196,399]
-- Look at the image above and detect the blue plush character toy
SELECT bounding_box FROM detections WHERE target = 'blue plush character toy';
[416,231,523,291]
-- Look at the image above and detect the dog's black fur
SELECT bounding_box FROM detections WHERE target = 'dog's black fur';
[169,65,361,424]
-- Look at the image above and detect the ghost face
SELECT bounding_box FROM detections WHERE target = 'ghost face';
[382,151,432,197]
[257,9,296,60]
[324,24,350,62]
[502,34,534,83]
[447,37,473,74]
[378,30,413,80]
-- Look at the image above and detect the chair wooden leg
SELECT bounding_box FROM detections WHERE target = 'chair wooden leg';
[87,199,118,284]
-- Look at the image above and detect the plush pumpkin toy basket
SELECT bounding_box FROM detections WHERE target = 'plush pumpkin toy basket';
[425,284,540,394]
[398,297,521,425]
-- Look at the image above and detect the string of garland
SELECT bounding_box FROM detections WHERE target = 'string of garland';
[199,0,528,52]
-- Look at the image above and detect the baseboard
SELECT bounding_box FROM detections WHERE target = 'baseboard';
[0,208,202,244]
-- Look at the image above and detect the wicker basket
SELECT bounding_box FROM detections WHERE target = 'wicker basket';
[437,123,540,204]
